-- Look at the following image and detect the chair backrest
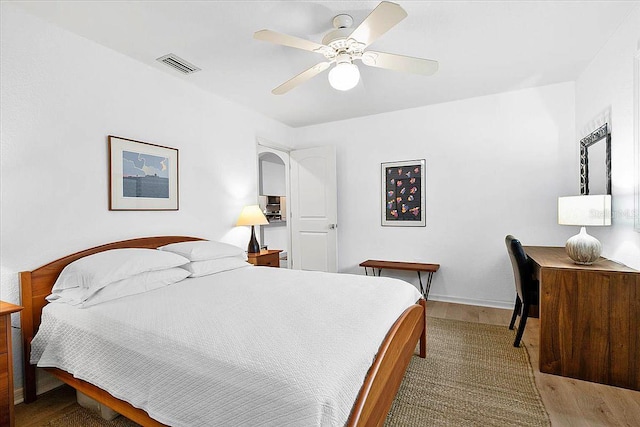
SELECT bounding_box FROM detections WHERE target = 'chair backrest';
[505,235,534,303]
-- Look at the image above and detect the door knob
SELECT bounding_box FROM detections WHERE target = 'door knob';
[329,223,337,229]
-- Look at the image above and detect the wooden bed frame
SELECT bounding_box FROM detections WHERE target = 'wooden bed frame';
[20,236,426,427]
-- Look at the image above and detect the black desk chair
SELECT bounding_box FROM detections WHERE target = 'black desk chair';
[505,235,539,347]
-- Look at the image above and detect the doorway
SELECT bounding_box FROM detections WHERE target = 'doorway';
[256,141,338,272]
[257,144,291,268]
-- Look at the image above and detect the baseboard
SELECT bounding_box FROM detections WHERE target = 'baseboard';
[427,293,513,310]
[14,388,23,405]
[14,373,64,405]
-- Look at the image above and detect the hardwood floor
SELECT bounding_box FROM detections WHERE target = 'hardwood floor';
[15,384,76,427]
[14,301,640,426]
[427,301,640,427]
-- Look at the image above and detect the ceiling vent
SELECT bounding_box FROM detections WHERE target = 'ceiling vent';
[156,54,201,75]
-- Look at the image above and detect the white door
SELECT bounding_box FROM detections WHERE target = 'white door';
[290,146,338,272]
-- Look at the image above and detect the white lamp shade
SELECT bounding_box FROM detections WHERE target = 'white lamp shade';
[236,205,269,226]
[328,62,360,91]
[558,195,611,226]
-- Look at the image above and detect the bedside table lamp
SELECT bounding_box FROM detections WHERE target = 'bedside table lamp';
[236,205,269,254]
[558,195,611,265]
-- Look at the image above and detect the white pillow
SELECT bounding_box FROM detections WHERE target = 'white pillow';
[52,248,189,291]
[48,267,190,307]
[82,267,190,307]
[181,256,252,277]
[159,240,245,261]
[46,287,85,306]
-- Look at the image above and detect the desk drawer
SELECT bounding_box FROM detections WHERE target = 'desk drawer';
[255,253,280,267]
[260,254,279,267]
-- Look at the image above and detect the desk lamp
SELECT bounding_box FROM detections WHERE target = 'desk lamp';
[236,205,269,254]
[558,195,611,264]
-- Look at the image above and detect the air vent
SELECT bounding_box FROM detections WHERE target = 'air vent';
[156,54,201,75]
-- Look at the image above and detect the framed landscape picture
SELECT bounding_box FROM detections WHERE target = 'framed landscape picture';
[381,159,426,226]
[108,135,179,210]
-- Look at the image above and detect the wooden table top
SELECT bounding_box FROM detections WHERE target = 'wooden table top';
[247,249,283,258]
[359,259,440,272]
[0,301,23,316]
[524,246,637,273]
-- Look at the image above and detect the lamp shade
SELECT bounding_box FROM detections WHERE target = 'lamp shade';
[558,195,611,226]
[236,205,269,226]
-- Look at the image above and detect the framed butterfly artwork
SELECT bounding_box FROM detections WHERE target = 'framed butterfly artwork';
[381,159,426,227]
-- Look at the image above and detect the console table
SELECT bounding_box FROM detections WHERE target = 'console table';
[359,260,440,299]
[524,246,639,391]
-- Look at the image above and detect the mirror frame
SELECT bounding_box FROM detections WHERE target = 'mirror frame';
[580,123,611,195]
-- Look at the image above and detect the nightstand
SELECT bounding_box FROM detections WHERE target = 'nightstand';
[247,249,282,268]
[1,301,23,427]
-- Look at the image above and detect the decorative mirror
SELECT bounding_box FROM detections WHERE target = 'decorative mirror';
[580,123,611,195]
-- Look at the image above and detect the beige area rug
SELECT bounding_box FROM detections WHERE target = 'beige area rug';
[385,317,550,427]
[43,317,549,426]
[45,406,139,427]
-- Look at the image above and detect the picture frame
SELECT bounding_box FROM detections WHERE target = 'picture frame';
[109,135,179,210]
[381,159,426,227]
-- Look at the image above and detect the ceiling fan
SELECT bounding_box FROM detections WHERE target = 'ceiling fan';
[254,1,439,94]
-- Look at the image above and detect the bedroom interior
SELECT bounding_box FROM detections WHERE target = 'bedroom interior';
[1,0,640,426]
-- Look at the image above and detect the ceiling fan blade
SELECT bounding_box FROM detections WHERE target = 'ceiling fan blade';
[361,51,439,75]
[348,1,407,47]
[254,29,326,53]
[272,62,331,95]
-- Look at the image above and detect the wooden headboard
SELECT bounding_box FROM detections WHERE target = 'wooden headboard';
[19,235,202,402]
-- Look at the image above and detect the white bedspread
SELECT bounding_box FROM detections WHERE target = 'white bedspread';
[31,267,421,426]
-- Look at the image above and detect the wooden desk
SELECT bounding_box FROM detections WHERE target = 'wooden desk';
[0,301,23,427]
[359,260,440,299]
[524,246,639,390]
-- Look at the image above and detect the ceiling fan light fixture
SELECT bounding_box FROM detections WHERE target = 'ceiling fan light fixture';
[328,62,360,91]
[254,2,438,95]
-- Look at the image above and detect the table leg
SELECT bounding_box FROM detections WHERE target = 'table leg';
[363,267,382,277]
[419,299,426,358]
[417,272,435,300]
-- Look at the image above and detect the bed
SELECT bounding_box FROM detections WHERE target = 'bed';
[20,236,426,426]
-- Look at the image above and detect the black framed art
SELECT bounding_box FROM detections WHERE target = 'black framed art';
[381,159,426,227]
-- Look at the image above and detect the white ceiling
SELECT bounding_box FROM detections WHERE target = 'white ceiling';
[13,1,638,128]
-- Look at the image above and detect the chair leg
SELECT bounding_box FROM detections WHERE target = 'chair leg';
[513,303,529,347]
[509,295,522,330]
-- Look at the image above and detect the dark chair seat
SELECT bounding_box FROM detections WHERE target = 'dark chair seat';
[505,235,539,347]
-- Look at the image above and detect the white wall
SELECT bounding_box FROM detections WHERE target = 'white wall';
[259,155,286,196]
[0,4,291,397]
[293,82,576,307]
[575,6,640,269]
